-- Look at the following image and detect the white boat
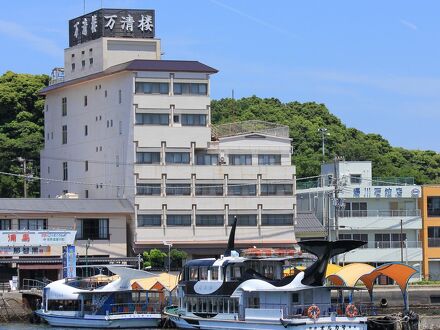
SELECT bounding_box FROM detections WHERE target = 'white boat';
[36,265,164,328]
[164,218,372,330]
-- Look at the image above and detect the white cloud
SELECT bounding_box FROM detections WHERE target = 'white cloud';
[0,20,63,58]
[400,19,418,31]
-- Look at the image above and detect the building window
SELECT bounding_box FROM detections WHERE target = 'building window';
[136,152,160,164]
[350,174,362,184]
[165,152,190,164]
[71,63,75,71]
[196,215,224,226]
[137,183,161,195]
[428,227,440,247]
[19,219,47,230]
[261,184,293,196]
[173,83,207,95]
[76,218,109,240]
[84,95,88,106]
[85,190,89,198]
[262,214,293,226]
[118,89,122,104]
[116,155,119,167]
[258,154,281,165]
[135,82,169,94]
[61,97,67,116]
[228,183,256,196]
[196,154,218,165]
[62,161,68,181]
[181,114,206,126]
[119,121,122,135]
[228,214,257,226]
[0,219,11,230]
[166,184,191,196]
[81,60,85,68]
[105,90,107,98]
[167,215,191,226]
[62,125,67,144]
[173,115,180,124]
[84,125,88,136]
[89,58,93,65]
[138,214,161,227]
[229,154,252,165]
[428,197,440,217]
[374,233,406,248]
[135,113,169,125]
[343,202,367,217]
[85,160,88,172]
[195,184,223,196]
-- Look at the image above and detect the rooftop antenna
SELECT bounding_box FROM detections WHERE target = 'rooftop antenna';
[83,0,86,14]
[231,89,235,100]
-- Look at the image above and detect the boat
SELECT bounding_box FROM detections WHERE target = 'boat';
[164,217,373,329]
[35,265,164,328]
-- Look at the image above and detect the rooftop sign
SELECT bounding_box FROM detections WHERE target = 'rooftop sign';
[69,9,155,47]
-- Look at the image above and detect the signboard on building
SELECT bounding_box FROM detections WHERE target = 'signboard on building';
[63,245,77,278]
[0,230,76,247]
[349,186,421,199]
[69,9,155,47]
[0,246,50,256]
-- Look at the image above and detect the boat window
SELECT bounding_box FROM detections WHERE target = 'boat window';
[210,267,219,280]
[233,266,242,279]
[263,265,275,279]
[292,293,299,304]
[189,266,198,280]
[199,266,208,280]
[47,300,80,311]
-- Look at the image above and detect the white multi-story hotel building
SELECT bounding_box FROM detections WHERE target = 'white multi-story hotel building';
[297,161,422,278]
[40,9,324,258]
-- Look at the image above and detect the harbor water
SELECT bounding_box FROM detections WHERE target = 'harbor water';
[0,324,169,330]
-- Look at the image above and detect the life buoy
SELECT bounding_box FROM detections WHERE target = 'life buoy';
[345,304,358,318]
[307,304,320,319]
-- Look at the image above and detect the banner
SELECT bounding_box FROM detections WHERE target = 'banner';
[63,245,77,279]
[0,230,76,247]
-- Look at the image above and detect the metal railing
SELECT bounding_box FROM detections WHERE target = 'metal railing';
[246,302,376,318]
[212,120,289,139]
[364,241,422,249]
[338,209,420,218]
[371,177,415,186]
[21,278,51,292]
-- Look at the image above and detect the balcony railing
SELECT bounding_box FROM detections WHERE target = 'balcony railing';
[338,209,420,218]
[371,177,415,186]
[367,241,421,249]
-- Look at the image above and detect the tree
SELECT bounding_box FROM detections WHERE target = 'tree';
[0,72,48,197]
[211,97,440,184]
[142,248,167,268]
[170,249,188,268]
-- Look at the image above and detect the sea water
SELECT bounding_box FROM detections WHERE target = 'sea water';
[0,324,166,330]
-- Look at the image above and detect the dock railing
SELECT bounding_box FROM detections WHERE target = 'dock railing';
[20,278,51,295]
[247,302,376,318]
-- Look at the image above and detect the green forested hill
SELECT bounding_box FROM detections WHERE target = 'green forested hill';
[211,96,440,184]
[0,73,438,198]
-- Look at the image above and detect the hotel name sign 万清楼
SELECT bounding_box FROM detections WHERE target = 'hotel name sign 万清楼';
[0,230,76,247]
[69,9,155,47]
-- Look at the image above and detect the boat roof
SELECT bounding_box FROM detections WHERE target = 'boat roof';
[76,289,161,294]
[240,285,366,293]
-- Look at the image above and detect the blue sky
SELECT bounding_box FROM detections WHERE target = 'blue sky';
[0,0,439,151]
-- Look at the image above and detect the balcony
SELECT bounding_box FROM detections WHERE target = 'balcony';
[343,241,422,263]
[338,209,421,218]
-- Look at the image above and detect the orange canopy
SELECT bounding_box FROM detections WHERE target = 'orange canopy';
[359,263,418,296]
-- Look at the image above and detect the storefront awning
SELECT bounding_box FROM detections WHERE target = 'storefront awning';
[18,264,62,270]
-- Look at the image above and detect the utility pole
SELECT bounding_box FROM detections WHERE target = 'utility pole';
[400,219,404,263]
[333,155,340,242]
[18,157,28,198]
